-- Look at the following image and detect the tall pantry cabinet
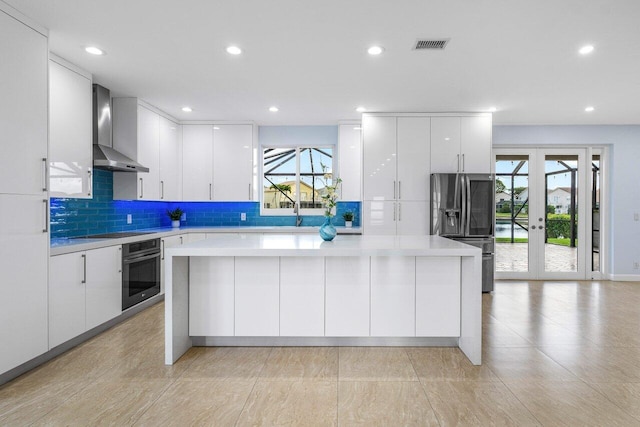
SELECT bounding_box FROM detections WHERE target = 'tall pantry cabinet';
[0,6,49,375]
[362,115,430,235]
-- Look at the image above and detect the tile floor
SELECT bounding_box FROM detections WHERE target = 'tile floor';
[2,280,640,426]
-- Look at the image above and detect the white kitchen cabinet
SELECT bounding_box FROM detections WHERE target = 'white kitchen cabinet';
[161,234,183,294]
[416,256,461,336]
[159,116,182,200]
[338,124,362,201]
[212,124,253,201]
[362,115,397,201]
[185,233,207,243]
[325,257,370,336]
[85,246,122,330]
[430,115,492,173]
[280,257,325,336]
[362,115,430,235]
[371,257,415,337]
[0,195,49,374]
[49,246,122,348]
[460,115,492,173]
[234,257,279,336]
[182,125,214,201]
[189,257,235,336]
[0,11,48,196]
[113,100,161,200]
[49,57,93,198]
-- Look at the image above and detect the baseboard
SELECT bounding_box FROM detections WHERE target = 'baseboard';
[609,274,640,282]
[192,336,459,347]
[0,294,164,386]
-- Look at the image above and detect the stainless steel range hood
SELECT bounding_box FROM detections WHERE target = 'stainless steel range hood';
[93,84,149,172]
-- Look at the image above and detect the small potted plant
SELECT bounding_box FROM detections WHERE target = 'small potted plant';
[167,207,184,228]
[342,210,354,228]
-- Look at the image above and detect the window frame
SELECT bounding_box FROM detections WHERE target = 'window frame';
[260,145,335,216]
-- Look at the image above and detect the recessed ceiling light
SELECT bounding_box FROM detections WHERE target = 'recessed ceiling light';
[488,107,498,113]
[585,106,595,112]
[367,46,384,55]
[213,126,220,130]
[579,45,594,55]
[356,106,366,113]
[353,126,362,130]
[181,106,192,112]
[269,106,279,112]
[226,46,242,55]
[85,46,104,55]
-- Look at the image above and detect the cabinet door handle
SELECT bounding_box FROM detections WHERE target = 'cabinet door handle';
[461,154,465,172]
[209,183,212,200]
[398,181,402,200]
[398,202,402,221]
[161,240,165,260]
[42,199,48,233]
[457,154,460,172]
[139,177,144,199]
[87,170,92,196]
[393,180,396,199]
[393,203,396,221]
[160,180,164,199]
[81,254,87,284]
[118,247,122,273]
[42,158,48,191]
[179,236,183,244]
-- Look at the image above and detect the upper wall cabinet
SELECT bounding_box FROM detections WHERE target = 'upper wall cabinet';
[49,57,93,198]
[112,99,181,201]
[182,125,214,201]
[0,11,48,196]
[338,124,362,201]
[159,116,182,200]
[213,124,253,201]
[182,123,255,202]
[430,115,492,173]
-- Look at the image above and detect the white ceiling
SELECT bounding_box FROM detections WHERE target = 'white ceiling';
[6,0,640,125]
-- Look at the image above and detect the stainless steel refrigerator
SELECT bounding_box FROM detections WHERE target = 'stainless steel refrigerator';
[430,173,495,292]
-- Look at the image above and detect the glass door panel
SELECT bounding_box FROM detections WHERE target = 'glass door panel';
[495,154,531,275]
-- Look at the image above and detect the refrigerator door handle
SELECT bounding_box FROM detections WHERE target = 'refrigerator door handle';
[465,175,472,235]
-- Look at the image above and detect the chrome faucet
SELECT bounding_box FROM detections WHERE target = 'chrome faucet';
[293,202,302,227]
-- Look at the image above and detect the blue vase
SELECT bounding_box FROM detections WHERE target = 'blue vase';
[319,216,337,241]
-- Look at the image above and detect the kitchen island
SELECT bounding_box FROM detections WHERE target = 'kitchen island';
[165,234,482,365]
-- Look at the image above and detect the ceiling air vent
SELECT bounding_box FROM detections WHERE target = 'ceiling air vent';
[413,38,450,50]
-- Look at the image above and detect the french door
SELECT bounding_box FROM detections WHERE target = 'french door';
[494,148,595,280]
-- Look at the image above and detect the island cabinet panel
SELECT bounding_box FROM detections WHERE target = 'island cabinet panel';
[235,257,279,336]
[370,257,416,337]
[325,257,370,337]
[280,257,325,336]
[416,256,461,336]
[189,257,235,336]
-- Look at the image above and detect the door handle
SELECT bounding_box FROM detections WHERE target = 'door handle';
[393,181,396,199]
[398,202,402,221]
[461,154,465,172]
[457,154,460,172]
[393,203,396,221]
[161,240,165,260]
[139,177,144,199]
[398,181,402,199]
[42,199,48,233]
[81,254,87,284]
[87,170,92,196]
[42,158,48,191]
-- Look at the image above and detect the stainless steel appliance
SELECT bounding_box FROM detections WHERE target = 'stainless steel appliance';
[431,173,495,292]
[122,238,161,310]
[92,84,149,172]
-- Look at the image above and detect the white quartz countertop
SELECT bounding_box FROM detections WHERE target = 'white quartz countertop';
[166,234,481,257]
[50,226,362,256]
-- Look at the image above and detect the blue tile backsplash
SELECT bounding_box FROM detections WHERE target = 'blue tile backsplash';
[50,169,361,239]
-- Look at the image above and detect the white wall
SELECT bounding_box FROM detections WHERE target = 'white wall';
[493,125,640,278]
[259,126,338,147]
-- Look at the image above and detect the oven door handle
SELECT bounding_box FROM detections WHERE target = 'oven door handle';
[123,252,161,264]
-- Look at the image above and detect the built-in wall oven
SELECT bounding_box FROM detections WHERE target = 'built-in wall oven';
[122,238,161,310]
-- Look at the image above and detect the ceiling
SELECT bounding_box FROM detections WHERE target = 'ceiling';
[6,0,640,125]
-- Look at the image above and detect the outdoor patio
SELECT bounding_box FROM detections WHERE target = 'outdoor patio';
[496,242,580,273]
